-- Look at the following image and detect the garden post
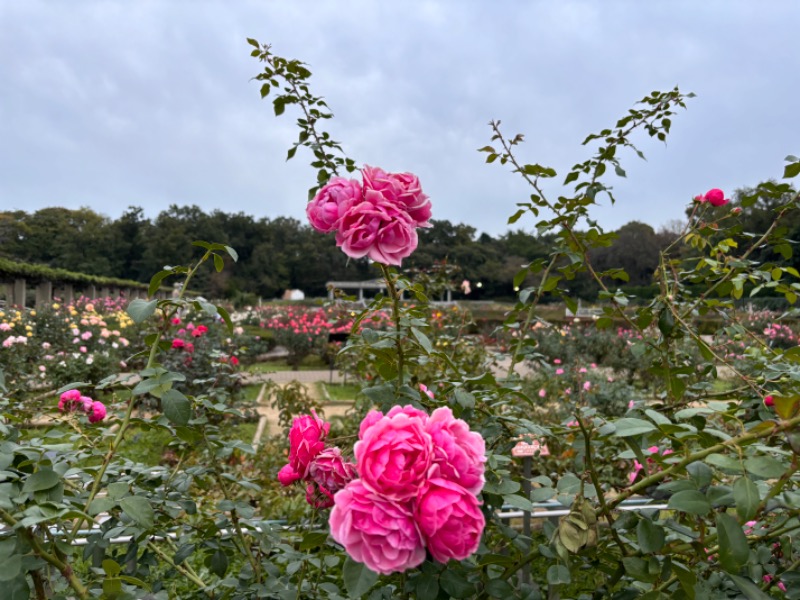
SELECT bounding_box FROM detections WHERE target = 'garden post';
[35,281,52,308]
[13,278,26,308]
[62,284,74,305]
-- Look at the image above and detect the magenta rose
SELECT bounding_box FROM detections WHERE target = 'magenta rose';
[58,389,83,412]
[415,478,485,563]
[307,447,357,495]
[277,464,301,486]
[306,177,363,233]
[700,188,729,207]
[288,410,330,478]
[425,407,486,494]
[354,406,432,500]
[335,198,418,266]
[87,401,107,424]
[329,480,425,574]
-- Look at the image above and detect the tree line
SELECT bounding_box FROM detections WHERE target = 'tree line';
[1,186,797,304]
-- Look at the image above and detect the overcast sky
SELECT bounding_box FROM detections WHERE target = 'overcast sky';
[1,1,798,236]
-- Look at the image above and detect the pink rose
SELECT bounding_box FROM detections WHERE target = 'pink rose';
[307,177,363,233]
[307,447,357,496]
[764,395,775,407]
[288,410,330,478]
[425,407,486,495]
[354,406,432,500]
[329,480,425,574]
[361,167,432,228]
[277,464,301,486]
[335,197,418,266]
[172,338,185,349]
[88,401,107,423]
[415,478,484,563]
[419,383,435,399]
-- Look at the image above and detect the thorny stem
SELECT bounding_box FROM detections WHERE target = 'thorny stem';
[73,251,211,537]
[0,507,89,599]
[260,47,342,178]
[379,264,406,388]
[506,255,559,378]
[578,419,628,557]
[610,413,800,509]
[146,540,209,591]
[680,192,800,321]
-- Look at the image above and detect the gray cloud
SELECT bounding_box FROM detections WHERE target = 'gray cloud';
[1,0,798,235]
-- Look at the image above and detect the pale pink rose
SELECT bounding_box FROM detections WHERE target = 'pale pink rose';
[88,401,106,423]
[419,383,435,399]
[307,447,357,496]
[415,478,484,563]
[385,170,432,227]
[424,407,486,494]
[307,177,363,233]
[556,368,564,375]
[329,480,425,574]
[554,358,561,364]
[277,464,301,486]
[354,407,432,500]
[538,388,546,398]
[288,410,330,478]
[583,381,591,391]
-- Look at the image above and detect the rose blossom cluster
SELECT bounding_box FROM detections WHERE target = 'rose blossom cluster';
[277,410,357,510]
[58,389,107,423]
[329,404,486,575]
[306,166,432,266]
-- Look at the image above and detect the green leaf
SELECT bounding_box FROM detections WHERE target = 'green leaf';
[546,565,571,585]
[342,556,378,598]
[0,554,22,582]
[410,327,433,354]
[120,496,155,529]
[148,270,173,297]
[613,418,657,437]
[161,389,192,426]
[224,246,239,262]
[729,574,771,599]
[299,532,329,550]
[413,573,439,600]
[213,254,224,272]
[744,455,785,479]
[209,550,228,578]
[503,493,534,512]
[783,161,800,179]
[668,490,711,515]
[22,468,60,493]
[440,570,475,599]
[636,517,665,553]
[485,578,514,598]
[733,477,760,521]
[102,559,121,577]
[127,298,158,324]
[716,513,749,572]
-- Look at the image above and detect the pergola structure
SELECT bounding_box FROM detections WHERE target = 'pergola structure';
[326,279,389,301]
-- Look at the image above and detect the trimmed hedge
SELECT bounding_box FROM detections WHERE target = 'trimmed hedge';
[0,257,148,289]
